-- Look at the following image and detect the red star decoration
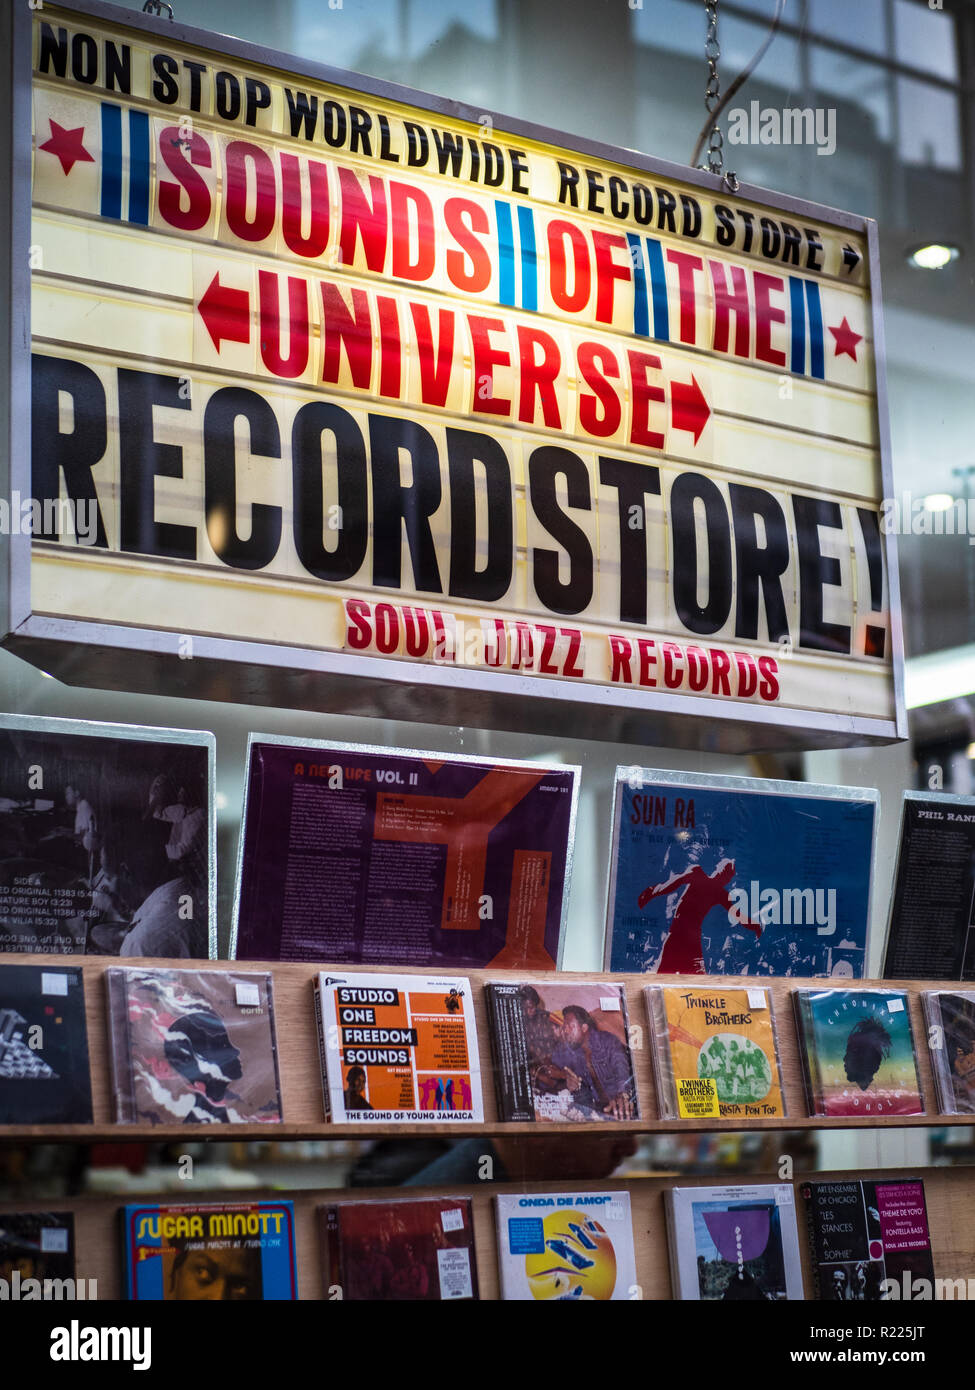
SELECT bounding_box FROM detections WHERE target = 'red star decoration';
[38,120,94,176]
[829,316,863,361]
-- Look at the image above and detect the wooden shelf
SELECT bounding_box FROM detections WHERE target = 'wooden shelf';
[1,1167,971,1299]
[0,953,970,1141]
[4,955,973,1300]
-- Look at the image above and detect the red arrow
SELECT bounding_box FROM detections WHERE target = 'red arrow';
[198,272,251,351]
[670,374,710,445]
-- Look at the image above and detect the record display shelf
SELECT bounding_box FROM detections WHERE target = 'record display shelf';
[1,953,972,1140]
[0,1166,971,1299]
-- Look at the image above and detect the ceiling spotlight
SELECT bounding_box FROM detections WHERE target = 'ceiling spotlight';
[908,243,961,270]
[924,492,955,511]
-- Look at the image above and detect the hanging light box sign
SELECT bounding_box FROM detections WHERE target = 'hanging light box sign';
[1,0,905,750]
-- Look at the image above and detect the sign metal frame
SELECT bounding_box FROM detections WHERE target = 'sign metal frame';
[0,0,907,753]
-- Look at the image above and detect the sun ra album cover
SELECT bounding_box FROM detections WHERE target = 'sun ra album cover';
[605,769,875,978]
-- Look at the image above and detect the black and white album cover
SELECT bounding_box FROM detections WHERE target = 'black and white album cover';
[0,715,215,957]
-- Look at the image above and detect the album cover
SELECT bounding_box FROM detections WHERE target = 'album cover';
[485,980,638,1123]
[121,1202,297,1300]
[665,1183,804,1300]
[232,736,578,970]
[320,1197,478,1300]
[922,991,975,1115]
[647,985,786,1120]
[314,970,482,1123]
[0,713,215,957]
[495,1191,636,1300]
[801,1179,934,1300]
[883,792,975,979]
[793,988,924,1117]
[604,767,876,977]
[106,967,283,1125]
[0,1212,76,1290]
[0,963,92,1123]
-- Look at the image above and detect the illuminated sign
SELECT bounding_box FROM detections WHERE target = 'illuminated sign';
[2,0,905,749]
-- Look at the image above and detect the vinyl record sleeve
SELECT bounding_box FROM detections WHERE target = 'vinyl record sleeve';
[105,967,283,1125]
[319,1197,478,1300]
[604,767,876,977]
[647,985,786,1120]
[921,991,975,1115]
[883,792,975,980]
[665,1182,804,1300]
[0,713,215,958]
[232,735,579,970]
[121,1202,297,1300]
[495,1191,635,1300]
[801,1178,934,1300]
[0,962,92,1123]
[485,979,638,1123]
[0,1211,76,1287]
[792,988,924,1117]
[315,970,482,1122]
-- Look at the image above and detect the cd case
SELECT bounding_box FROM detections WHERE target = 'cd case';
[485,979,638,1123]
[0,1211,76,1289]
[793,988,924,1118]
[665,1183,804,1300]
[232,735,579,970]
[0,962,93,1123]
[314,970,482,1122]
[921,991,975,1115]
[319,1197,478,1300]
[801,1178,934,1300]
[495,1191,636,1300]
[105,967,283,1125]
[121,1202,297,1300]
[646,984,786,1120]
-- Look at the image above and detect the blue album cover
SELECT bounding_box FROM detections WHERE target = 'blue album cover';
[605,773,875,977]
[121,1202,297,1301]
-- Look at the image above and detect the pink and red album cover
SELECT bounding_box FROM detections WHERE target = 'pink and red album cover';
[320,1197,478,1301]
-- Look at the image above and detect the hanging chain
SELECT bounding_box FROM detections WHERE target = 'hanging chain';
[700,0,739,190]
[704,0,724,177]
